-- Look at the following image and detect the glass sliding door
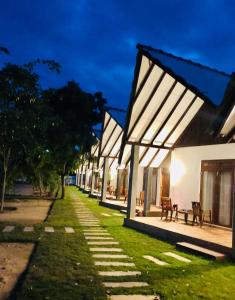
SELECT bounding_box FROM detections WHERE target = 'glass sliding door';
[218,169,233,227]
[201,160,235,228]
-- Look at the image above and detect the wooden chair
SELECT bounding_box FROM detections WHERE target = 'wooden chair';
[192,201,211,227]
[161,197,177,221]
[136,191,144,206]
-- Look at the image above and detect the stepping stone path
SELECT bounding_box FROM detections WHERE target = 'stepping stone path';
[103,282,148,288]
[90,248,123,252]
[95,261,135,267]
[163,252,191,263]
[110,296,157,300]
[65,227,75,233]
[87,241,119,245]
[44,226,55,233]
[2,225,15,233]
[23,226,34,232]
[73,197,150,298]
[84,232,110,236]
[99,271,141,277]
[93,254,129,259]
[85,236,114,240]
[143,255,168,266]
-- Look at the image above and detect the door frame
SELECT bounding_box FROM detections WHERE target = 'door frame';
[200,159,235,227]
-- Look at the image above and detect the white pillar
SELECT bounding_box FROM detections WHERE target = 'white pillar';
[101,157,109,202]
[75,170,77,186]
[79,165,84,188]
[143,167,153,216]
[127,144,139,219]
[232,195,235,256]
[84,167,89,190]
[90,163,96,195]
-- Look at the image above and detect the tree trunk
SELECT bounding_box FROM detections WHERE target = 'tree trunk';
[61,174,65,199]
[1,168,7,212]
[1,148,11,212]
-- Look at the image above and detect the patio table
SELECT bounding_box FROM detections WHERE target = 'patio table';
[177,209,192,224]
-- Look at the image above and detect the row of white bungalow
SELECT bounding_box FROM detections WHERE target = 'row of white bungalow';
[76,44,235,256]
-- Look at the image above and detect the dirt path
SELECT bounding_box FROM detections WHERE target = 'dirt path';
[0,243,34,300]
[0,200,52,224]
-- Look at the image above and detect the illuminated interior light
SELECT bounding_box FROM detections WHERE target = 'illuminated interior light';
[170,158,186,186]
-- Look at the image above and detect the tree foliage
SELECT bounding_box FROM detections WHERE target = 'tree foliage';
[0,57,106,209]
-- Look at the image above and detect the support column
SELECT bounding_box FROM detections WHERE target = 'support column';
[79,165,84,188]
[232,195,235,256]
[84,167,89,190]
[75,169,78,186]
[116,169,122,200]
[101,157,109,202]
[143,167,153,216]
[90,163,96,195]
[127,145,139,219]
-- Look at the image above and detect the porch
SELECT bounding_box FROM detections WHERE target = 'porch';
[124,216,233,255]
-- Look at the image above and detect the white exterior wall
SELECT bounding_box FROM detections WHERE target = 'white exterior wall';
[137,166,144,196]
[110,169,118,189]
[170,143,235,209]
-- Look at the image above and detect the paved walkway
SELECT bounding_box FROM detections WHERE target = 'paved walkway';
[73,196,152,297]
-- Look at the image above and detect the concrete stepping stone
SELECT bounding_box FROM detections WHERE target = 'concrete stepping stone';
[2,225,15,233]
[88,241,119,245]
[93,254,129,259]
[79,220,98,222]
[95,261,135,267]
[85,236,114,240]
[101,213,111,216]
[103,282,148,288]
[99,271,141,276]
[83,229,107,232]
[110,296,156,300]
[176,242,225,260]
[65,227,75,233]
[81,224,100,227]
[84,232,110,236]
[44,226,55,233]
[143,255,168,266]
[89,248,123,252]
[163,252,191,263]
[23,226,34,232]
[113,213,123,217]
[79,219,99,222]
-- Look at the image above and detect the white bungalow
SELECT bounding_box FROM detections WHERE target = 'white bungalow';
[98,107,127,202]
[118,44,235,256]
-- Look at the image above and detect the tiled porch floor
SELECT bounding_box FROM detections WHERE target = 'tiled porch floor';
[133,216,232,249]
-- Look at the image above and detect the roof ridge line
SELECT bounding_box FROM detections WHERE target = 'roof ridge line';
[105,105,127,113]
[137,43,231,78]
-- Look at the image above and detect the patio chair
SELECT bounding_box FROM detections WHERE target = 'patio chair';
[136,191,144,206]
[161,197,177,221]
[192,202,212,227]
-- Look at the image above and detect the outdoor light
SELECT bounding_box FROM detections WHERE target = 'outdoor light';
[170,158,185,186]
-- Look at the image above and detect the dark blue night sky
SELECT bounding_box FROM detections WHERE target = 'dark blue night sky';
[1,0,235,109]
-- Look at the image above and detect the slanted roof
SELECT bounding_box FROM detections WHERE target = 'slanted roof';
[106,106,127,127]
[140,44,231,106]
[119,44,228,168]
[99,108,126,169]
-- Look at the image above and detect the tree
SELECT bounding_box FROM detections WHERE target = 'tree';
[0,61,60,211]
[44,81,106,198]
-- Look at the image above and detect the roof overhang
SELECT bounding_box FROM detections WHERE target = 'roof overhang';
[98,111,124,169]
[119,48,206,168]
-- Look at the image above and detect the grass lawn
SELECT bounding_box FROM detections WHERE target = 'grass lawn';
[1,186,235,299]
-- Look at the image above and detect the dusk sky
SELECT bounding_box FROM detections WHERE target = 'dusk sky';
[1,0,235,109]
